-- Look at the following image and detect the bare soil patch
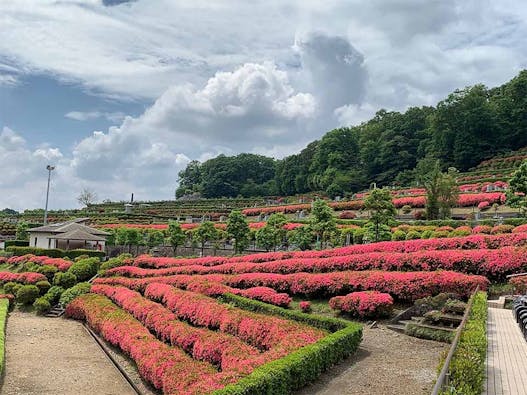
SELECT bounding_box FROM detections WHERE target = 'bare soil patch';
[2,311,136,395]
[297,325,448,395]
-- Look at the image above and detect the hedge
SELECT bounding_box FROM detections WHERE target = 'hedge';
[0,298,9,376]
[4,240,29,248]
[219,293,349,332]
[5,247,104,259]
[439,291,487,395]
[210,293,362,394]
[212,321,362,395]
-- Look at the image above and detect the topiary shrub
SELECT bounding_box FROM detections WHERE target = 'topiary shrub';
[421,229,433,239]
[100,257,127,272]
[53,272,77,289]
[36,265,58,281]
[43,285,64,305]
[4,282,22,296]
[35,280,51,295]
[401,205,412,214]
[391,230,406,241]
[23,261,39,272]
[59,282,91,307]
[16,285,40,305]
[405,230,421,240]
[33,296,51,314]
[67,258,98,282]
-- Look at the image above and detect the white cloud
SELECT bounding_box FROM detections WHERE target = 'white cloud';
[65,111,126,122]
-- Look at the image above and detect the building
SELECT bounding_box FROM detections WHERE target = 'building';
[28,218,110,251]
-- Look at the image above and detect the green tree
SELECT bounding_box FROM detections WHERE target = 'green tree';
[290,226,314,251]
[226,211,250,254]
[506,160,527,216]
[363,188,396,242]
[255,225,277,252]
[309,200,337,248]
[438,167,459,219]
[15,221,29,241]
[195,221,219,255]
[146,230,165,249]
[115,228,141,253]
[167,221,187,256]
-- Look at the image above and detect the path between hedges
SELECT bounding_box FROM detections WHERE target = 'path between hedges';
[297,325,448,395]
[2,311,136,395]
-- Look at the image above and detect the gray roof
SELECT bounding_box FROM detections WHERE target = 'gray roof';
[50,228,107,242]
[29,219,110,236]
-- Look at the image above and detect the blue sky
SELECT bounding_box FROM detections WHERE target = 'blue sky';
[1,0,526,211]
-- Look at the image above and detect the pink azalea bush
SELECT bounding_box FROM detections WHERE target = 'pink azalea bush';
[329,291,394,318]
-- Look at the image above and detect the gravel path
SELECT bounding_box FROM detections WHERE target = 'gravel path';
[2,311,136,395]
[297,325,448,395]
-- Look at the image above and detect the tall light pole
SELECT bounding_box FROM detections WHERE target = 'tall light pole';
[44,165,55,225]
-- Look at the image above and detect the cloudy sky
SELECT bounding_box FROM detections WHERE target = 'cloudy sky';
[1,0,526,211]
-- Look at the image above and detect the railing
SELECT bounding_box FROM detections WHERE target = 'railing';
[431,286,480,395]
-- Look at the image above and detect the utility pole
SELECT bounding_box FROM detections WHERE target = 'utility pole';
[44,165,55,225]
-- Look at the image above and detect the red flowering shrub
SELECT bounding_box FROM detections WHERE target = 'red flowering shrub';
[65,293,238,394]
[491,225,514,234]
[510,276,527,294]
[329,291,393,318]
[6,254,72,271]
[472,225,492,234]
[143,283,325,351]
[339,211,356,219]
[478,201,490,211]
[299,301,311,313]
[513,224,527,234]
[0,271,47,285]
[238,287,292,307]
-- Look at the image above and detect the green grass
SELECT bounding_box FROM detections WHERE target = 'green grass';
[0,298,9,376]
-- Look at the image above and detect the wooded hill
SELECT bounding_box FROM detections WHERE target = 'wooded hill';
[176,70,527,199]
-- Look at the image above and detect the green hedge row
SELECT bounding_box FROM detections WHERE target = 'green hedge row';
[212,322,362,395]
[212,293,362,395]
[439,291,487,395]
[219,293,349,332]
[5,246,105,259]
[4,240,29,248]
[0,298,9,377]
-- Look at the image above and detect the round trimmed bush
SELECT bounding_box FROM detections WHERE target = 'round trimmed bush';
[67,258,98,281]
[53,272,77,289]
[405,230,421,240]
[16,285,40,305]
[59,282,91,307]
[35,280,51,295]
[36,265,58,281]
[44,286,65,305]
[391,230,406,241]
[33,296,51,314]
[4,282,22,296]
[401,205,412,214]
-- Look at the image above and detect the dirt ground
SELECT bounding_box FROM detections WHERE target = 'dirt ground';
[1,311,136,395]
[297,325,448,395]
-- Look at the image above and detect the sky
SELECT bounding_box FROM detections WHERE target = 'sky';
[1,0,526,211]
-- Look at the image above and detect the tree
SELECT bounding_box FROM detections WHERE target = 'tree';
[290,225,314,250]
[77,188,98,207]
[255,226,277,252]
[167,221,187,256]
[363,188,396,242]
[15,221,29,241]
[146,231,165,249]
[115,228,141,253]
[437,167,459,219]
[226,211,250,254]
[506,160,527,216]
[195,221,219,255]
[309,200,337,248]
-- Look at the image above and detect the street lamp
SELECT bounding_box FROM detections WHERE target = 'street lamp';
[44,165,55,225]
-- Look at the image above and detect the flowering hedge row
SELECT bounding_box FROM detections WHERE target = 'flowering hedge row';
[241,192,507,215]
[130,233,527,269]
[96,270,488,301]
[65,293,237,395]
[91,284,264,373]
[509,275,527,293]
[6,254,72,271]
[329,291,394,318]
[0,271,47,285]
[143,283,325,352]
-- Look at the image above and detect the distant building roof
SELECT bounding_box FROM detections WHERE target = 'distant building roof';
[50,228,107,242]
[29,219,110,236]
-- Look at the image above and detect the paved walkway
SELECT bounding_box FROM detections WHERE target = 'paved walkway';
[2,311,136,395]
[484,307,527,395]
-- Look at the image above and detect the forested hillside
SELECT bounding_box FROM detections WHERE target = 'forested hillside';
[176,70,527,199]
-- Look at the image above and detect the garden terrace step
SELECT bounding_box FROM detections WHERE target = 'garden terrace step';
[385,324,406,333]
[45,305,65,318]
[423,312,463,326]
[487,296,506,309]
[405,321,456,333]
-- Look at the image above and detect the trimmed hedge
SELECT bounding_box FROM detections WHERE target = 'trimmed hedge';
[405,323,454,343]
[212,322,362,395]
[219,293,349,332]
[211,293,362,395]
[439,291,487,395]
[5,247,104,259]
[4,240,29,248]
[0,298,8,376]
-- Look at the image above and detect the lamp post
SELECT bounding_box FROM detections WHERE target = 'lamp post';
[44,165,55,225]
